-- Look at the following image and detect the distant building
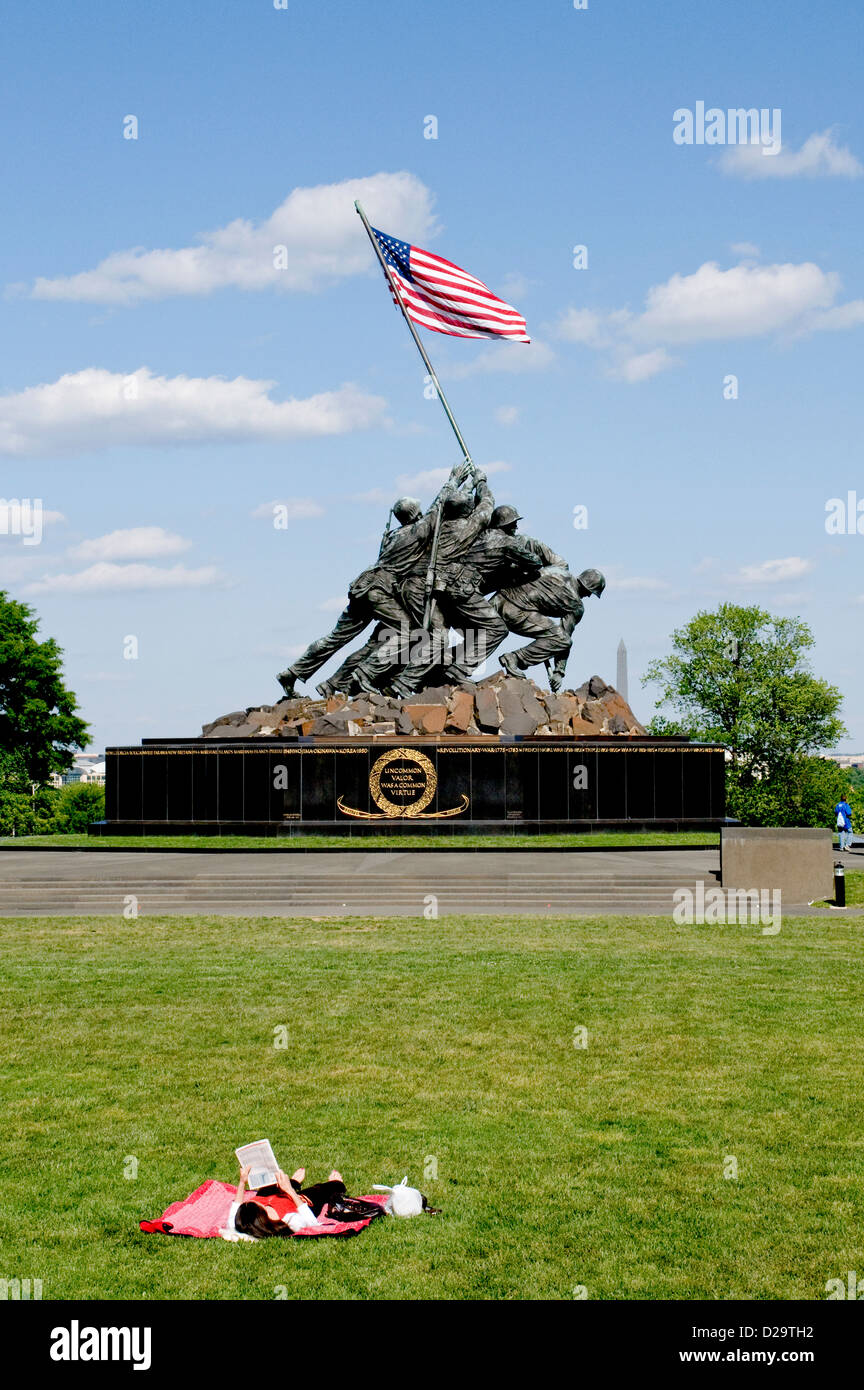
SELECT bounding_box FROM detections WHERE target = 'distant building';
[827,753,864,770]
[79,761,106,785]
[616,639,628,701]
[51,754,106,788]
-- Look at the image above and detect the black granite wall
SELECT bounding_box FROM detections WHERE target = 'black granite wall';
[94,737,727,836]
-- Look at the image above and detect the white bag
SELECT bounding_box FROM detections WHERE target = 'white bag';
[373,1176,424,1217]
[837,812,845,830]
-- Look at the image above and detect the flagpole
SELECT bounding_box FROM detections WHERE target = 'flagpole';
[354,201,474,471]
[355,200,475,629]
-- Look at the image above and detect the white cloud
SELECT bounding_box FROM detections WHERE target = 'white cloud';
[0,367,388,457]
[556,308,613,347]
[354,461,513,504]
[733,556,814,584]
[631,261,838,343]
[250,499,325,521]
[729,241,760,259]
[319,595,348,612]
[553,256,864,381]
[28,562,223,594]
[0,554,43,585]
[808,299,864,333]
[395,461,512,495]
[721,130,863,180]
[69,526,191,562]
[445,339,554,379]
[496,272,534,302]
[495,406,519,426]
[24,172,436,303]
[608,348,676,383]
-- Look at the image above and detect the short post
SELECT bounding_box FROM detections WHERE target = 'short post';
[834,861,846,908]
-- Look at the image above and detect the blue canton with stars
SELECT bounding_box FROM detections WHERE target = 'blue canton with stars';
[372,227,414,282]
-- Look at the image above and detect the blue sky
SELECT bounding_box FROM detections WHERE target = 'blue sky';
[1,0,862,751]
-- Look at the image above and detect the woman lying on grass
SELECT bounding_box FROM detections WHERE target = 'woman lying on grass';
[223,1163,383,1239]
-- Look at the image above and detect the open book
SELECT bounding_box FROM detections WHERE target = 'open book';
[235,1139,280,1191]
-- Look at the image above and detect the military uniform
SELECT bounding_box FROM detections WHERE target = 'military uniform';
[390,476,508,690]
[279,478,463,694]
[432,528,545,682]
[281,567,412,689]
[493,564,584,680]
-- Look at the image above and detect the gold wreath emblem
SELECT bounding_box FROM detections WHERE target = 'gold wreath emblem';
[336,746,469,820]
[370,747,436,816]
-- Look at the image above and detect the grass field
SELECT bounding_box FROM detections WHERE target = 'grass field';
[2,911,862,1301]
[0,830,720,851]
[842,870,864,904]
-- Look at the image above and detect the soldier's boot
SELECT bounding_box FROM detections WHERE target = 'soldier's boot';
[316,678,337,698]
[549,658,567,693]
[498,651,523,679]
[277,667,299,697]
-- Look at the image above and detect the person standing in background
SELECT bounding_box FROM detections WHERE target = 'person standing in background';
[834,796,853,851]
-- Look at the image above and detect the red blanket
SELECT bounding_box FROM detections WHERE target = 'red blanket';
[140,1180,387,1239]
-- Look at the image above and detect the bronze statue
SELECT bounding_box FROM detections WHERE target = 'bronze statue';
[277,465,605,699]
[496,568,605,691]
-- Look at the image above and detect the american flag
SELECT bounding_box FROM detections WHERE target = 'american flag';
[371,226,530,343]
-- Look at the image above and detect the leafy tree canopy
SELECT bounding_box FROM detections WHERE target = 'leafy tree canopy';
[0,591,89,783]
[643,604,846,782]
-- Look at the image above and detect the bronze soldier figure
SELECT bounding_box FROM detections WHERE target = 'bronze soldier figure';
[276,464,466,698]
[496,566,606,691]
[387,469,502,694]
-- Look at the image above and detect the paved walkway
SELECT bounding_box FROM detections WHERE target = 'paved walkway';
[0,847,860,918]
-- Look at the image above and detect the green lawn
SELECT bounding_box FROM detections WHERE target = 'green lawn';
[0,830,719,851]
[842,870,864,904]
[1,912,861,1301]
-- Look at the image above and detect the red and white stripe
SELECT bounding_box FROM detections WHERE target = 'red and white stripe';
[390,246,530,342]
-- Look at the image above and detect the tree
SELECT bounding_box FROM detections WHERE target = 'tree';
[846,775,864,840]
[731,755,849,829]
[0,591,89,783]
[0,748,60,836]
[643,604,847,825]
[51,782,105,833]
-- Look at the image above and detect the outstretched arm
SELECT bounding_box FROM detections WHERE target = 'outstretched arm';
[457,470,494,546]
[432,459,473,511]
[525,537,566,567]
[235,1162,251,1202]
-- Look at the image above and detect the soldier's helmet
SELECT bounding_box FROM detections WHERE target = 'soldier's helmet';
[577,568,606,598]
[490,504,523,531]
[392,497,422,525]
[443,491,475,518]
